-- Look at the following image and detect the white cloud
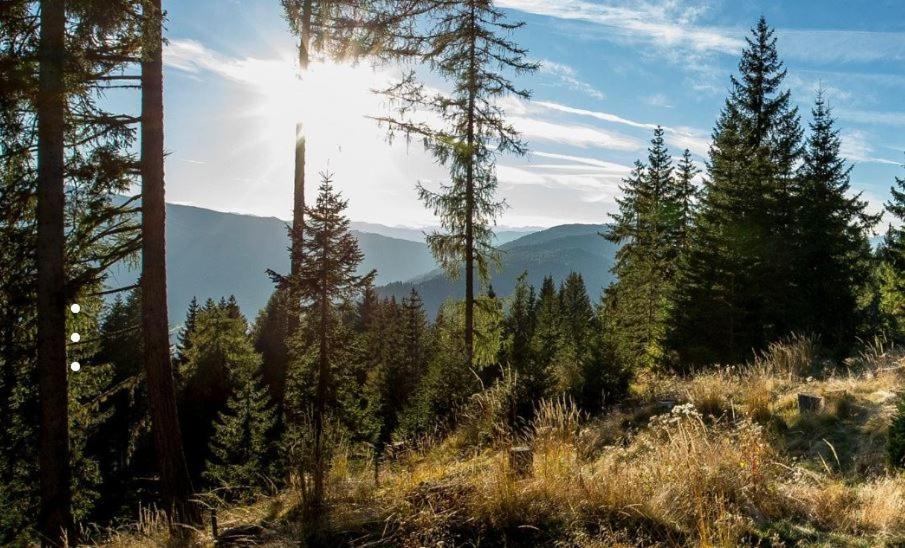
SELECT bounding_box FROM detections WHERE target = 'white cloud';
[531,151,632,173]
[498,164,622,194]
[779,29,905,64]
[646,93,673,108]
[500,0,905,70]
[534,100,660,131]
[837,109,905,127]
[511,116,640,151]
[841,130,901,166]
[539,59,605,100]
[497,0,742,55]
[532,101,711,156]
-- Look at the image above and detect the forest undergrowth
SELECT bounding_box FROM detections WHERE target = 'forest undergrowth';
[101,336,905,547]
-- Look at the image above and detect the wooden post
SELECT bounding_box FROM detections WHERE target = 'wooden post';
[798,393,824,414]
[509,446,533,478]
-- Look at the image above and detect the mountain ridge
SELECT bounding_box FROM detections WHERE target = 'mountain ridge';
[106,201,615,324]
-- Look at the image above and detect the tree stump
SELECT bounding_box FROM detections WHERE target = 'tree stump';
[509,446,533,478]
[798,393,824,414]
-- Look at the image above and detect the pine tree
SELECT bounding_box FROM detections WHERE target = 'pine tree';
[530,276,561,379]
[398,301,478,435]
[794,92,878,354]
[252,290,291,413]
[90,290,151,519]
[555,273,595,401]
[1,1,145,539]
[883,159,905,270]
[670,17,803,366]
[362,297,403,473]
[672,149,700,252]
[604,129,678,369]
[179,301,261,484]
[176,297,199,365]
[375,0,537,369]
[36,0,73,540]
[140,0,197,523]
[290,172,374,514]
[278,0,426,345]
[205,372,277,501]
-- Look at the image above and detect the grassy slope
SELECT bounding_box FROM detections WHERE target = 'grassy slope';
[102,339,905,547]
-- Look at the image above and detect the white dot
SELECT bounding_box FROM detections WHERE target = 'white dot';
[70,304,81,314]
[70,362,81,372]
[70,332,80,343]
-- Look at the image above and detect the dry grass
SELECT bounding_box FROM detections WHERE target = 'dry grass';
[101,340,905,546]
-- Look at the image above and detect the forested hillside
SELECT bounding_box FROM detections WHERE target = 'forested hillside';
[106,202,440,323]
[380,224,617,315]
[2,1,905,546]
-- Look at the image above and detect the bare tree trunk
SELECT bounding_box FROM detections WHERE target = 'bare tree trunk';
[463,1,477,370]
[288,123,305,339]
[140,0,197,524]
[36,0,73,543]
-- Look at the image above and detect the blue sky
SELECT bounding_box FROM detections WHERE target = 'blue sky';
[153,0,904,228]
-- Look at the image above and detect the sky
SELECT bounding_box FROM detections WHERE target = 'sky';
[149,0,905,229]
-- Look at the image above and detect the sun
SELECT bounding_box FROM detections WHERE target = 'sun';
[230,53,397,182]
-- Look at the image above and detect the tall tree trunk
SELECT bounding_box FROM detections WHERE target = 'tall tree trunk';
[463,1,477,369]
[140,0,197,524]
[288,123,305,339]
[36,0,73,543]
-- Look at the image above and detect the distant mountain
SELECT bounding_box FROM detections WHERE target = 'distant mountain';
[104,201,612,325]
[351,221,539,245]
[378,224,617,317]
[107,203,437,325]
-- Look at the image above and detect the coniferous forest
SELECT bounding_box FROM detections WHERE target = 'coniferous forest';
[3,1,905,545]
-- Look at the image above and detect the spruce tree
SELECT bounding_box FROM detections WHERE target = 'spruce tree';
[1,1,145,539]
[176,297,199,365]
[252,290,291,413]
[670,17,803,365]
[179,301,261,483]
[362,296,403,463]
[400,288,429,386]
[398,300,478,435]
[795,92,878,354]
[604,128,678,369]
[556,273,595,402]
[36,0,73,540]
[289,172,374,514]
[375,0,537,368]
[205,372,277,501]
[140,0,197,522]
[530,276,561,379]
[880,159,905,337]
[883,159,905,270]
[672,149,700,252]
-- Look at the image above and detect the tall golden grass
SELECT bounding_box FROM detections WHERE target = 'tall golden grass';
[100,338,905,546]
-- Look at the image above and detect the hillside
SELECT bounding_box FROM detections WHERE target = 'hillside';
[351,221,538,245]
[104,338,905,546]
[379,224,617,315]
[106,203,610,323]
[106,202,438,323]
